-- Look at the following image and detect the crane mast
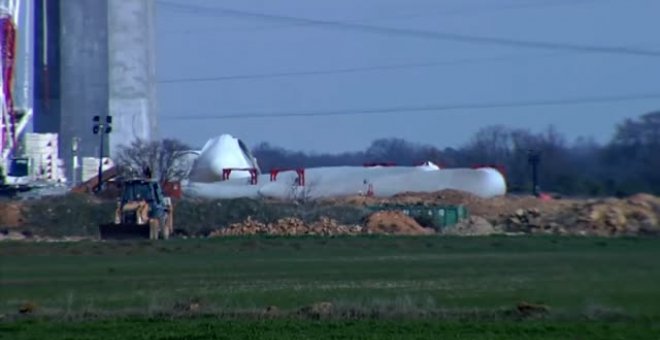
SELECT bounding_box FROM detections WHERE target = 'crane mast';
[1,0,33,176]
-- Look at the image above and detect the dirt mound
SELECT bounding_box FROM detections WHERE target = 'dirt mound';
[573,198,659,236]
[476,195,572,220]
[346,190,660,237]
[364,211,435,235]
[392,189,484,206]
[328,189,483,207]
[627,193,660,212]
[0,202,25,228]
[502,195,660,236]
[441,216,498,236]
[325,190,571,223]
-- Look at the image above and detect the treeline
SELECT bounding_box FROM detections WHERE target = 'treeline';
[252,112,660,197]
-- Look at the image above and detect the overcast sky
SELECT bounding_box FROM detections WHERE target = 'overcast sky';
[155,0,660,152]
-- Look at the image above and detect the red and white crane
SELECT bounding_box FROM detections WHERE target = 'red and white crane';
[1,0,33,171]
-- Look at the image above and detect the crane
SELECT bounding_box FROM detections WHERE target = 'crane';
[1,0,35,195]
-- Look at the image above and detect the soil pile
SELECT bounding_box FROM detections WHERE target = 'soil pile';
[501,194,660,236]
[0,202,24,228]
[364,211,435,235]
[333,189,660,237]
[392,189,484,206]
[328,189,482,207]
[326,189,572,222]
[442,216,498,236]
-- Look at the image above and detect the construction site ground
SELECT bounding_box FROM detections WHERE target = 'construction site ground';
[1,190,659,240]
[2,237,659,339]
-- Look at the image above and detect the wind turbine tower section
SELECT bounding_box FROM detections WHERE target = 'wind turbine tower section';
[31,0,157,183]
[107,0,158,155]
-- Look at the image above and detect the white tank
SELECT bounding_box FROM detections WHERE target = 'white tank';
[183,134,507,199]
[184,165,507,199]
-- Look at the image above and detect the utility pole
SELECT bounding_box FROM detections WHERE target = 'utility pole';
[92,115,112,193]
[527,150,541,197]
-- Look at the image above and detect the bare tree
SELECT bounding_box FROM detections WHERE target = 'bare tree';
[285,173,316,203]
[605,111,660,193]
[611,111,660,151]
[463,125,513,164]
[114,138,192,182]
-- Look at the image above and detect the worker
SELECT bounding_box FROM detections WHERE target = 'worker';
[143,166,152,179]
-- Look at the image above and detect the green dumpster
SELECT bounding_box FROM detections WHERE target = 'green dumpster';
[366,204,469,231]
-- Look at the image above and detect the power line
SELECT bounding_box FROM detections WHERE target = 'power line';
[159,0,601,34]
[158,1,660,58]
[162,92,660,121]
[157,52,564,84]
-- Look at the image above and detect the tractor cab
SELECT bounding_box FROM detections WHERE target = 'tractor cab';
[119,179,171,220]
[121,180,163,205]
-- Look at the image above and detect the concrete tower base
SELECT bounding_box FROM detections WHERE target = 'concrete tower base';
[33,0,157,183]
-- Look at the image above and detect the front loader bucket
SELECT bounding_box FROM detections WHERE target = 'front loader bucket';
[99,223,152,240]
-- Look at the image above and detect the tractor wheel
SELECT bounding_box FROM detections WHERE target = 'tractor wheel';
[168,209,174,236]
[162,221,170,240]
[159,215,171,240]
[149,219,160,240]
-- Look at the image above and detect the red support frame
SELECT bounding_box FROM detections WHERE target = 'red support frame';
[269,168,305,186]
[222,168,258,185]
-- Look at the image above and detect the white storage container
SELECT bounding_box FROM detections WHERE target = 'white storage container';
[81,157,115,182]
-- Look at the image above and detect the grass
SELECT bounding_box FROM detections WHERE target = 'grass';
[1,236,660,338]
[3,318,658,340]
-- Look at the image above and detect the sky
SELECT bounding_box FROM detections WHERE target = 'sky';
[155,0,660,152]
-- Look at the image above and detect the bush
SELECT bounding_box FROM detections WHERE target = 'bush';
[14,196,370,238]
[22,194,115,237]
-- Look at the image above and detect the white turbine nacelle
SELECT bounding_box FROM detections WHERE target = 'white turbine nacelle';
[187,134,260,183]
[416,161,441,171]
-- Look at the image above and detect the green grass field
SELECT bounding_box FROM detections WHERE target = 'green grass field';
[1,236,660,339]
